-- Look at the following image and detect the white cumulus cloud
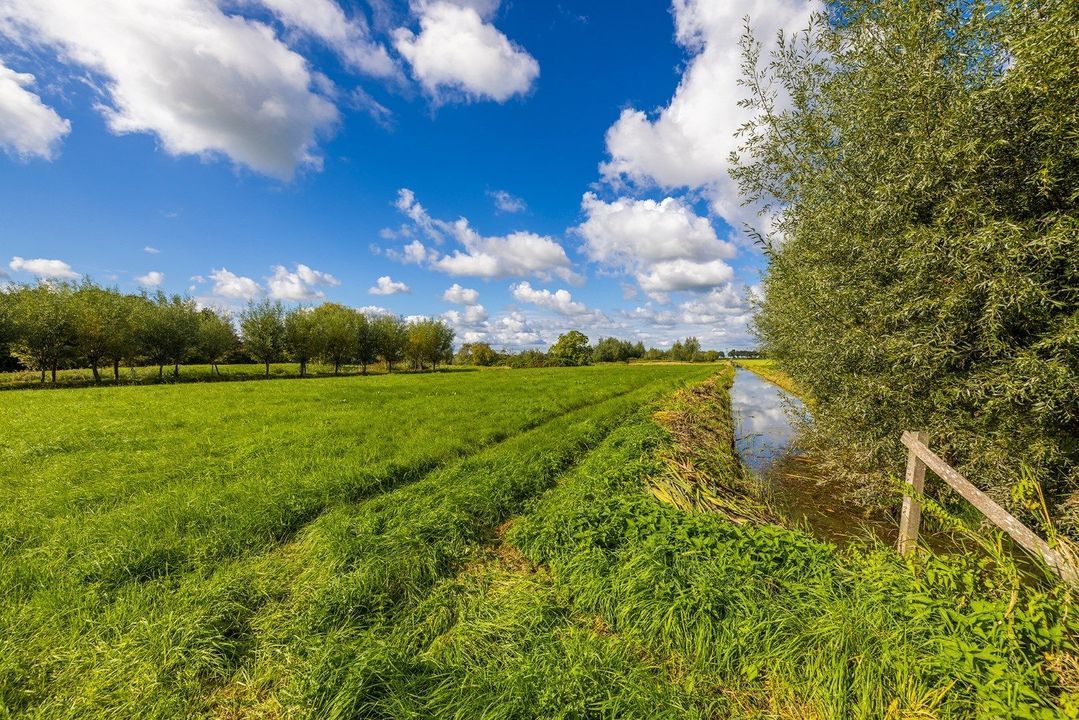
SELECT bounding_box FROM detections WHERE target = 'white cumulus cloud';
[576,192,735,299]
[210,267,263,299]
[395,188,446,242]
[636,258,734,295]
[578,192,734,265]
[678,285,746,323]
[394,188,576,281]
[443,283,479,305]
[8,256,79,279]
[488,188,526,213]
[0,0,340,179]
[393,1,539,103]
[253,0,398,77]
[442,303,488,326]
[266,263,340,300]
[600,0,819,225]
[433,222,574,281]
[511,281,588,316]
[135,270,164,286]
[369,275,410,295]
[0,60,70,161]
[399,239,429,264]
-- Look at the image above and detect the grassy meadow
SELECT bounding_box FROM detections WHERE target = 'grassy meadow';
[1,363,1075,718]
[0,364,714,716]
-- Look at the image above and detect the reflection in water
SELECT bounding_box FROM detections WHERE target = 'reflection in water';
[730,367,895,546]
[730,368,806,474]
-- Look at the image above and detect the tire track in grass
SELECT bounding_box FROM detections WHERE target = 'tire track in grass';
[3,377,649,604]
[191,378,700,718]
[267,376,708,718]
[0,373,712,719]
[235,378,727,719]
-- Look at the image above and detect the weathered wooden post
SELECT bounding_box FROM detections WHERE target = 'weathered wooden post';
[897,430,1078,583]
[898,430,928,554]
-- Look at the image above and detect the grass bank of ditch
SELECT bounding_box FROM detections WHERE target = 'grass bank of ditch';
[1,364,1075,718]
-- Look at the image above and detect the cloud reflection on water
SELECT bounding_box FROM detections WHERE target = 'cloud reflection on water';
[730,368,806,474]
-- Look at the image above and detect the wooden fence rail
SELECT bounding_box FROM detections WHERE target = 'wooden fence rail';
[897,430,1077,584]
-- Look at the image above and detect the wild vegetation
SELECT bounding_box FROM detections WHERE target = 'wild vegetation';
[733,0,1079,528]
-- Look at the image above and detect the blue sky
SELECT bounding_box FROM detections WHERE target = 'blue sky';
[0,0,819,350]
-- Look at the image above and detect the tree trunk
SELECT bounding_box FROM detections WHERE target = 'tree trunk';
[51,362,58,383]
[91,363,100,383]
[265,361,270,377]
[40,367,45,383]
[174,363,180,377]
[361,362,367,376]
[113,359,120,381]
[334,360,340,376]
[159,364,164,380]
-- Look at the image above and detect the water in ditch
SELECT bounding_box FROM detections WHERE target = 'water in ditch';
[729,367,895,546]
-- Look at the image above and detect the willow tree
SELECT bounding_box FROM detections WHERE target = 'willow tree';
[733,0,1079,527]
[240,300,285,377]
[354,312,378,375]
[198,307,238,377]
[140,292,199,379]
[71,282,133,383]
[283,306,319,377]
[311,303,356,375]
[373,314,408,373]
[10,282,76,383]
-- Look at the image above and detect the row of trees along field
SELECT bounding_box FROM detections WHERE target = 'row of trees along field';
[732,0,1078,531]
[0,281,453,382]
[458,331,756,368]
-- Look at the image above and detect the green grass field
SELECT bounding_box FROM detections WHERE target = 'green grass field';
[1,363,1074,718]
[0,364,716,717]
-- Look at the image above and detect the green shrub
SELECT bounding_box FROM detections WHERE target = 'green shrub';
[734,0,1079,525]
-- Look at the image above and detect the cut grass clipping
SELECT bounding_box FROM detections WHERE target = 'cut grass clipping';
[2,364,1076,718]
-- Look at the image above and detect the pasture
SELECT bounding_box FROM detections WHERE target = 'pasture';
[0,364,714,716]
[1,363,1074,718]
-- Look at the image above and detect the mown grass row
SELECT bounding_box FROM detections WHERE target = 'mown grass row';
[0,367,713,718]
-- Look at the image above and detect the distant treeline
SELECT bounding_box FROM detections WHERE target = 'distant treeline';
[0,281,453,382]
[459,331,758,368]
[0,281,759,383]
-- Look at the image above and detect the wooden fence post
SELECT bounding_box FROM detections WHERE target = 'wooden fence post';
[898,431,1078,584]
[898,430,928,555]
